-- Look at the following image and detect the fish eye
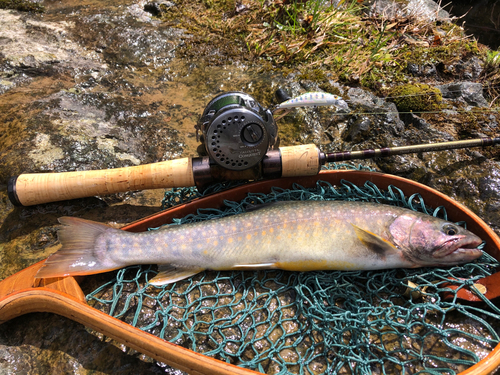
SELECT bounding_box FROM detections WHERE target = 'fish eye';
[442,224,459,236]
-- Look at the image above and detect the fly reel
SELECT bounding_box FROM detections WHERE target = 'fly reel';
[196,92,279,171]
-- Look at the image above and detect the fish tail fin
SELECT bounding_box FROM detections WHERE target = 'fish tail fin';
[36,217,119,279]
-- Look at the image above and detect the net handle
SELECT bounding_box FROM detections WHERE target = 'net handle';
[0,261,259,375]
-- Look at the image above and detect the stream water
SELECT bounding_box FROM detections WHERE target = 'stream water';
[0,0,500,373]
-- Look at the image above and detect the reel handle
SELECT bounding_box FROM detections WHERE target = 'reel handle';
[8,158,195,207]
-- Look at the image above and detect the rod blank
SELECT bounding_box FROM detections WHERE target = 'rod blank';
[325,137,500,162]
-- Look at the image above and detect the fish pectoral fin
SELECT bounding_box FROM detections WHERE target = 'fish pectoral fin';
[350,223,397,258]
[230,262,277,270]
[149,265,204,286]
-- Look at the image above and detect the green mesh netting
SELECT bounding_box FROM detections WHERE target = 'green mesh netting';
[86,171,500,375]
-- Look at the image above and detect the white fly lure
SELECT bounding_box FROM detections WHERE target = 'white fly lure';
[273,92,349,120]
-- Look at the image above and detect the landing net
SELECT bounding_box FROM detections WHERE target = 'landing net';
[86,167,500,375]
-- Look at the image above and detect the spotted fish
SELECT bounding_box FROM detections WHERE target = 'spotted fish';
[36,201,483,285]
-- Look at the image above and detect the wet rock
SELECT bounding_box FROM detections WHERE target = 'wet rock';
[0,313,174,374]
[0,88,185,184]
[437,82,489,107]
[70,12,185,68]
[367,0,450,20]
[342,116,372,143]
[0,10,104,81]
[406,62,438,78]
[144,1,175,17]
[343,87,404,138]
[442,56,483,81]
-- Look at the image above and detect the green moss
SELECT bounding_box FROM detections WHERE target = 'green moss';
[0,0,44,12]
[388,83,443,113]
[296,68,341,96]
[318,82,341,96]
[408,40,479,67]
[297,68,327,82]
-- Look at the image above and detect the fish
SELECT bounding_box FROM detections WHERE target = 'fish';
[35,201,483,286]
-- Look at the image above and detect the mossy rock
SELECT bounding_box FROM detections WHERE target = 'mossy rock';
[389,83,442,113]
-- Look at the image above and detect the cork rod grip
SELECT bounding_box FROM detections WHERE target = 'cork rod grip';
[9,158,195,206]
[279,144,321,177]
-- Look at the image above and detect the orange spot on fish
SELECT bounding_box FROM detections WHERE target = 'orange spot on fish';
[227,238,233,244]
[270,227,274,233]
[246,234,252,240]
[213,240,218,246]
[262,231,266,236]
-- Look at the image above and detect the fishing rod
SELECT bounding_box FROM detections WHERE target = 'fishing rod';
[7,91,500,207]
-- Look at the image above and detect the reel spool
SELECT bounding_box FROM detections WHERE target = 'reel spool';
[196,92,279,171]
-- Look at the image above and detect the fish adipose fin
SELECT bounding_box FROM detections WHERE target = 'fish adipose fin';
[350,223,397,258]
[149,265,205,286]
[36,217,119,279]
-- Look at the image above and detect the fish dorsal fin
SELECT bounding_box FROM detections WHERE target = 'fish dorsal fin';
[149,265,204,286]
[350,223,397,258]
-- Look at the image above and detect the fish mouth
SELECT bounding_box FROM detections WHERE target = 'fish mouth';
[433,236,483,261]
